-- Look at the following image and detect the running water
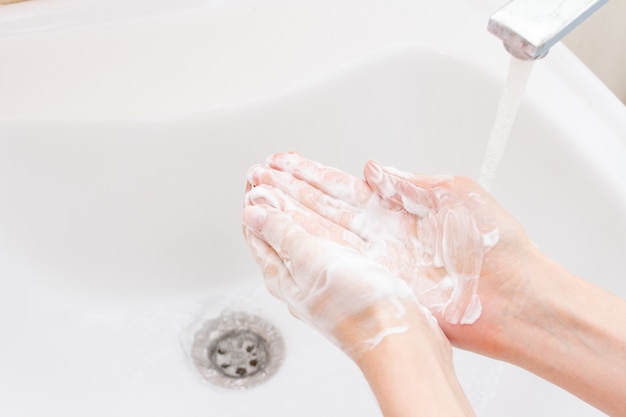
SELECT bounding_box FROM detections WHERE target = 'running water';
[478,57,535,190]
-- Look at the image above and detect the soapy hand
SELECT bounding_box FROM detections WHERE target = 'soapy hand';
[247,153,499,325]
[242,183,429,357]
[243,154,626,417]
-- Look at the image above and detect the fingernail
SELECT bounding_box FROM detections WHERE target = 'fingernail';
[242,206,267,233]
[247,186,281,209]
[246,164,265,186]
[265,153,282,166]
[365,160,398,199]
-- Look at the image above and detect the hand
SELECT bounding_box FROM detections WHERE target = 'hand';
[242,157,478,416]
[249,153,541,357]
[242,181,435,357]
[361,160,539,355]
[245,153,626,417]
[248,153,501,326]
[367,163,626,417]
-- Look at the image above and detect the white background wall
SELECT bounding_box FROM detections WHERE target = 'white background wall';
[564,0,626,104]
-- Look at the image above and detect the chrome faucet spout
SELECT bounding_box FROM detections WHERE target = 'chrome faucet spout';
[488,0,608,60]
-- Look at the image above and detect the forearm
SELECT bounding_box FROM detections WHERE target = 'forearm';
[347,303,476,417]
[496,254,626,416]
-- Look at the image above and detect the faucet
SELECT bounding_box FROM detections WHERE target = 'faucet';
[488,0,609,60]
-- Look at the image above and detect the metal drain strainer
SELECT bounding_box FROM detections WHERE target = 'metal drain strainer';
[191,310,285,389]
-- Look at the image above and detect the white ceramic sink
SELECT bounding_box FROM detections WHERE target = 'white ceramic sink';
[1,1,625,416]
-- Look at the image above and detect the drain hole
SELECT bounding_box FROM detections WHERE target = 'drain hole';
[191,311,285,389]
[209,330,269,379]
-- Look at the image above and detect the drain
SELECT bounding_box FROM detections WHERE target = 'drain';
[191,311,285,389]
[210,329,269,378]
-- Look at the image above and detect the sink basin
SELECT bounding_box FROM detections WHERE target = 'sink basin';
[1,0,625,416]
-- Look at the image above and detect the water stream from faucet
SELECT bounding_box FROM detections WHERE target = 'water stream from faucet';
[478,57,535,190]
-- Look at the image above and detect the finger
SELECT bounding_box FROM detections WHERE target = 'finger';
[442,207,483,279]
[248,164,368,232]
[245,182,286,210]
[242,203,348,295]
[248,164,353,213]
[245,184,367,250]
[242,220,300,303]
[267,152,374,205]
[439,208,484,325]
[364,160,447,217]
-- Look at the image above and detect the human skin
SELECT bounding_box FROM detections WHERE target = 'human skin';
[252,152,626,417]
[344,300,476,417]
[242,190,476,416]
[247,156,499,326]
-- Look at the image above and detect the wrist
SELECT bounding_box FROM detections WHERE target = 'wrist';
[351,301,474,417]
[490,253,626,416]
[334,298,437,359]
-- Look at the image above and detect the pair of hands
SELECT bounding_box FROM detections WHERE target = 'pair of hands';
[242,152,533,358]
[242,156,626,417]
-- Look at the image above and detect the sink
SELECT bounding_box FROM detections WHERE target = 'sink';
[1,0,625,416]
